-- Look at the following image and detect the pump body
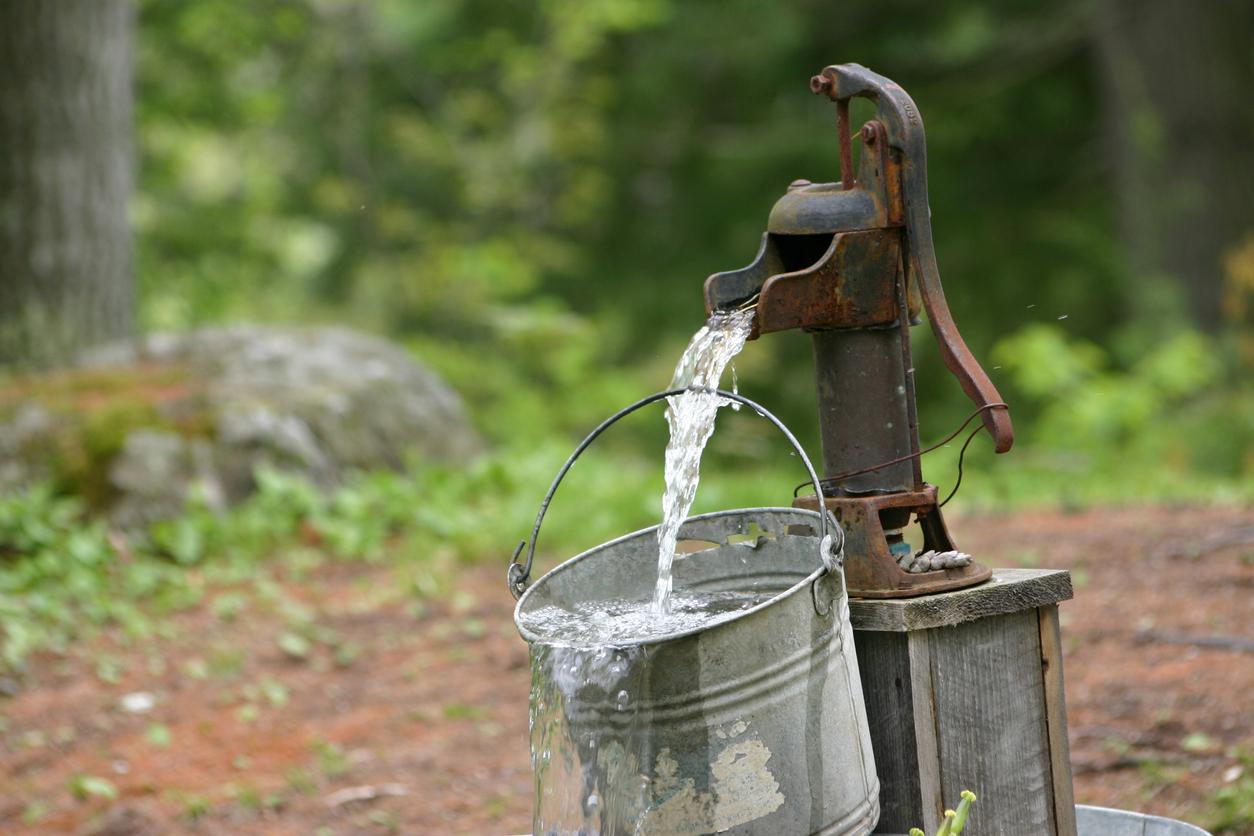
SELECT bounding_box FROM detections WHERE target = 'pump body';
[705,64,1013,597]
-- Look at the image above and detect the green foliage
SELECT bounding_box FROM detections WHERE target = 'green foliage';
[146,722,173,748]
[909,789,976,836]
[67,773,118,802]
[939,324,1254,507]
[1209,774,1254,833]
[0,429,800,675]
[1206,748,1254,833]
[312,738,350,778]
[0,363,213,506]
[122,0,1251,516]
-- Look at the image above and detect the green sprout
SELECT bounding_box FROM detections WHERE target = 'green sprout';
[910,789,976,836]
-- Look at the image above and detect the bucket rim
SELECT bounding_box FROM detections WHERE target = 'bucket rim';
[513,506,833,648]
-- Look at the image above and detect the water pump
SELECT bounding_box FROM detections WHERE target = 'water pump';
[705,63,1014,598]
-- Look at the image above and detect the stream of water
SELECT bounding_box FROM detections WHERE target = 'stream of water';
[653,307,755,614]
[522,307,758,835]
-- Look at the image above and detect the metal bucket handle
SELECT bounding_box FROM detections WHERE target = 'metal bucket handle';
[507,387,842,599]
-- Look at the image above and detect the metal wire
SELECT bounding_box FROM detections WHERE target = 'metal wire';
[792,402,1009,498]
[508,387,834,599]
[938,424,983,507]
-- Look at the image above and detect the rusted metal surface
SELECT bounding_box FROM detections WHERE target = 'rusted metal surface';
[812,327,915,495]
[810,63,1014,453]
[837,98,854,188]
[766,182,883,237]
[794,488,992,599]
[704,64,1015,597]
[758,231,901,333]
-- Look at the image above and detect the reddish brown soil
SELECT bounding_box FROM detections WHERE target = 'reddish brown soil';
[1,507,1250,835]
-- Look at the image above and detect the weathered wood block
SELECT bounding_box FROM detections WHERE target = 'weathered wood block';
[848,568,1077,836]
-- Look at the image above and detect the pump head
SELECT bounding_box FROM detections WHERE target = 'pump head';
[705,64,1013,597]
[706,63,1012,454]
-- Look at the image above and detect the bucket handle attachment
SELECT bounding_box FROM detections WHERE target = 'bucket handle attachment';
[507,387,842,599]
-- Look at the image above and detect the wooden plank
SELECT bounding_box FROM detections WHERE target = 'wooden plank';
[852,631,924,833]
[908,629,943,835]
[849,568,1072,632]
[929,609,1056,833]
[1039,605,1078,836]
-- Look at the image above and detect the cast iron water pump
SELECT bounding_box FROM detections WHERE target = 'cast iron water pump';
[705,64,1014,598]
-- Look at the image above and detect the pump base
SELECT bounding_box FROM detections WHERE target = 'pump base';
[793,485,991,599]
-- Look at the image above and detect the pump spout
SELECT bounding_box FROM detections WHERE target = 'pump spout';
[706,229,909,339]
[704,233,776,320]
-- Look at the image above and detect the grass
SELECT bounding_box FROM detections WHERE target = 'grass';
[1,344,1250,681]
[0,433,800,676]
[2,416,1251,680]
[1205,747,1254,833]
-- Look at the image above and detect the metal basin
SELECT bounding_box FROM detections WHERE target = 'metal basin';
[1077,805,1211,835]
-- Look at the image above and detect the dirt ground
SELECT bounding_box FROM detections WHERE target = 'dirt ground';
[1,506,1251,835]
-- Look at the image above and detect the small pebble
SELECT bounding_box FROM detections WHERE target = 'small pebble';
[119,691,155,714]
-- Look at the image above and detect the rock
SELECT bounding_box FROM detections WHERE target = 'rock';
[118,691,156,714]
[3,325,483,523]
[0,404,54,492]
[108,431,223,528]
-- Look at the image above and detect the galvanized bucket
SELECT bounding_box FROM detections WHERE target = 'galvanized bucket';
[509,388,879,836]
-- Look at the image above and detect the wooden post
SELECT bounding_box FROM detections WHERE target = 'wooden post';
[848,568,1078,835]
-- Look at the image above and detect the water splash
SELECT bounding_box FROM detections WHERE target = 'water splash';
[524,306,759,835]
[525,590,770,835]
[654,308,755,614]
[524,589,773,647]
[530,642,651,835]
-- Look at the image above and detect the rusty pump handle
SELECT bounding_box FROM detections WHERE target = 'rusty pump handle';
[812,64,1014,453]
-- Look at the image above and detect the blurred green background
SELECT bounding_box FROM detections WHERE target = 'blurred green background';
[0,5,1252,830]
[134,0,1251,506]
[1,0,1252,669]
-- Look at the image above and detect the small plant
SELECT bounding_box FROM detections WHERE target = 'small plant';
[22,801,48,824]
[169,790,211,822]
[67,773,118,802]
[1207,746,1254,833]
[145,723,172,748]
[909,789,976,836]
[312,738,350,778]
[284,765,316,795]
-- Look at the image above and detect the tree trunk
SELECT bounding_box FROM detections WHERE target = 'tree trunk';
[1094,0,1254,332]
[0,0,135,368]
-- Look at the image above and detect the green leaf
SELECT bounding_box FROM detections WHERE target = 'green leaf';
[277,631,311,660]
[146,723,172,748]
[68,773,118,801]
